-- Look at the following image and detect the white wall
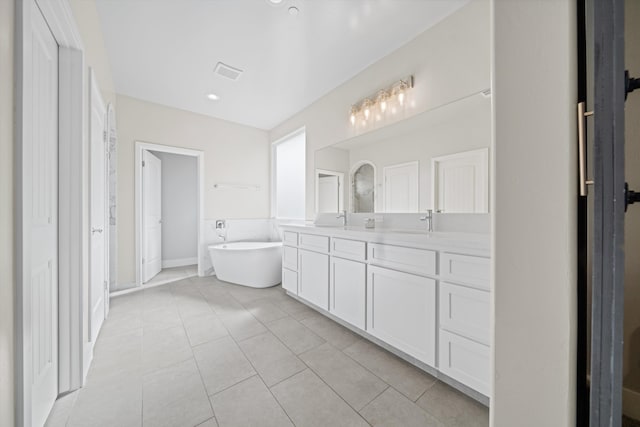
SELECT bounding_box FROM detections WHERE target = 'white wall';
[624,0,640,416]
[0,0,14,425]
[150,151,198,265]
[269,0,490,219]
[69,0,117,107]
[492,0,577,426]
[116,95,270,286]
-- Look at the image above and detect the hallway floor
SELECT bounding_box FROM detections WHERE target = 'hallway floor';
[144,264,198,288]
[46,275,488,427]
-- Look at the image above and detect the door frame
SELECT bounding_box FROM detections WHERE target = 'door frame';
[15,0,85,425]
[85,68,108,375]
[134,141,205,287]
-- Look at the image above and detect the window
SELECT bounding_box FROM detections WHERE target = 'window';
[272,129,306,219]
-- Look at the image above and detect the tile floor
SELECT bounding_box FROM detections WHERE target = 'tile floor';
[46,275,488,427]
[143,265,198,288]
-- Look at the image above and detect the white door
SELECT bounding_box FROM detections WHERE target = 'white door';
[432,148,488,213]
[28,3,59,425]
[89,71,107,343]
[143,151,162,282]
[318,176,339,212]
[383,161,419,212]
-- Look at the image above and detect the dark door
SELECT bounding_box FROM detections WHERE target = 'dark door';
[584,0,627,426]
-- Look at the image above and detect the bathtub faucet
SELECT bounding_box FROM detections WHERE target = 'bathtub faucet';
[336,210,347,226]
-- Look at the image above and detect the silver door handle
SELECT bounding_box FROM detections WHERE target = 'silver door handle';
[578,102,595,196]
[92,227,103,234]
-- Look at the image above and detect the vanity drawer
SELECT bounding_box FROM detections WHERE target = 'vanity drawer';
[439,329,490,396]
[368,243,436,277]
[282,268,298,294]
[299,233,330,253]
[331,238,366,261]
[440,253,490,290]
[439,282,490,345]
[283,246,298,271]
[283,231,298,246]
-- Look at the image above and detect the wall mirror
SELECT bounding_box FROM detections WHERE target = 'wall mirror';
[314,91,491,214]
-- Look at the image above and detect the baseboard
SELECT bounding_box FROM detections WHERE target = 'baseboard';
[111,282,136,293]
[624,386,640,421]
[162,257,198,269]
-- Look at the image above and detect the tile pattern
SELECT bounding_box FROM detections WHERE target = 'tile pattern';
[46,275,488,427]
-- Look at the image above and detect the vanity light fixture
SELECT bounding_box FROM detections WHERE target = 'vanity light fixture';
[349,76,413,127]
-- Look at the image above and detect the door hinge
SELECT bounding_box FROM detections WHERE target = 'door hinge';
[104,280,108,291]
[142,257,145,264]
[103,130,107,141]
[142,160,146,167]
[625,183,640,212]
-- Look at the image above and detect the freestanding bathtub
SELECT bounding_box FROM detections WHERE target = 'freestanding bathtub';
[208,241,283,288]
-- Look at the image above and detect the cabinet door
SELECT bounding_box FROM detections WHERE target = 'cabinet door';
[367,265,436,366]
[330,257,366,329]
[283,246,298,271]
[282,268,298,295]
[439,330,490,396]
[299,250,329,310]
[440,282,490,345]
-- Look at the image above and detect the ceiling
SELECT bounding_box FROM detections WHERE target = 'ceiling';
[96,0,469,130]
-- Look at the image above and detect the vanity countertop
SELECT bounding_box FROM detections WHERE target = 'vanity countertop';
[279,223,490,255]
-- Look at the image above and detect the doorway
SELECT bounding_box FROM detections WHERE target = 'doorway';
[315,169,344,213]
[383,161,419,212]
[135,142,204,287]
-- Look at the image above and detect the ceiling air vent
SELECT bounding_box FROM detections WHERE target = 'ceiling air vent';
[214,62,243,81]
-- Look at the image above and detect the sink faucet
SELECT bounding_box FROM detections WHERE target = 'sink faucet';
[336,210,347,226]
[419,209,433,232]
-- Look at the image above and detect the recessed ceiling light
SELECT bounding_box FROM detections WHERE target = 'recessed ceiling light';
[266,0,283,6]
[206,93,220,101]
[288,6,299,16]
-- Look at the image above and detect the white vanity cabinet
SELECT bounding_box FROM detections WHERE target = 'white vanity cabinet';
[367,265,436,366]
[279,226,491,399]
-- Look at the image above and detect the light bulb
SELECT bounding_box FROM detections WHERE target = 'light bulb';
[398,91,405,106]
[349,106,358,126]
[376,90,388,113]
[362,99,372,121]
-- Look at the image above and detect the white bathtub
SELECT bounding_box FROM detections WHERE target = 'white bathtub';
[208,241,282,288]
